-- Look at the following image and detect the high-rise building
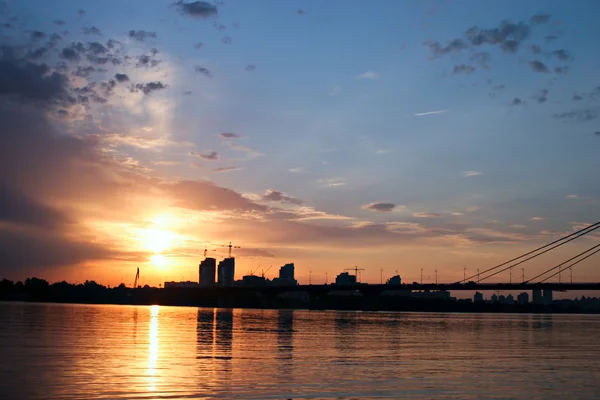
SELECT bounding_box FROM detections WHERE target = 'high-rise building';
[217,257,235,286]
[474,291,484,302]
[517,292,529,304]
[279,263,295,280]
[335,272,356,285]
[199,257,216,286]
[532,289,543,304]
[543,289,553,305]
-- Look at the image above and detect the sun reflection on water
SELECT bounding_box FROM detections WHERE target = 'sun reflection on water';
[147,305,159,392]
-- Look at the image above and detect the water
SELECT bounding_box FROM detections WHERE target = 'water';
[0,303,599,399]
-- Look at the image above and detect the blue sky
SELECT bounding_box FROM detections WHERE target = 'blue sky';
[1,0,599,284]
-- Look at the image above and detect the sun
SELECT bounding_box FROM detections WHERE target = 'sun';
[143,229,173,254]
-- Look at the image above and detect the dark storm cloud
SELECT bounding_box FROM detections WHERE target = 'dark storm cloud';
[133,81,168,94]
[190,150,219,160]
[221,36,231,44]
[114,73,129,82]
[82,26,102,36]
[30,31,46,40]
[262,190,304,205]
[423,38,469,58]
[529,60,548,72]
[511,97,524,106]
[532,88,549,104]
[194,65,211,77]
[87,41,108,55]
[0,184,69,229]
[26,47,48,60]
[530,14,551,25]
[173,1,218,18]
[128,30,157,41]
[0,57,68,103]
[553,109,598,122]
[219,132,240,138]
[362,202,397,212]
[245,64,256,71]
[552,49,570,61]
[452,64,475,74]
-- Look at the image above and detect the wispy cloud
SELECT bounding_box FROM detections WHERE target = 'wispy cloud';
[329,85,341,96]
[355,71,379,79]
[531,216,545,221]
[288,167,304,173]
[362,202,398,212]
[510,224,527,229]
[212,166,241,173]
[414,109,447,117]
[462,170,482,177]
[318,178,346,187]
[412,212,443,218]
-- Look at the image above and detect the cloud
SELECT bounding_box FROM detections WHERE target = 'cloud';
[128,30,157,41]
[82,26,102,36]
[190,150,218,160]
[423,39,469,58]
[166,180,264,212]
[288,167,304,173]
[553,108,598,122]
[530,14,551,24]
[462,171,482,177]
[245,64,256,71]
[453,64,475,74]
[511,97,524,106]
[528,44,541,54]
[531,217,545,221]
[194,42,204,49]
[554,66,568,75]
[355,71,379,79]
[552,49,570,61]
[30,31,46,40]
[60,47,81,62]
[414,109,447,117]
[318,178,346,187]
[222,141,262,157]
[221,36,232,45]
[510,224,527,229]
[133,81,168,95]
[0,184,69,229]
[529,60,549,73]
[412,212,443,218]
[572,94,583,102]
[219,132,240,139]
[362,202,397,212]
[297,9,305,15]
[262,190,304,205]
[0,57,69,103]
[532,88,549,104]
[173,1,218,18]
[329,85,341,96]
[194,65,212,78]
[114,73,129,82]
[212,166,241,173]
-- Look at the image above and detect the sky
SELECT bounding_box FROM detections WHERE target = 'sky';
[1,0,599,287]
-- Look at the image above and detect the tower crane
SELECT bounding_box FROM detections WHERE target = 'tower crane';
[218,241,241,257]
[345,266,365,282]
[261,265,273,278]
[133,267,140,289]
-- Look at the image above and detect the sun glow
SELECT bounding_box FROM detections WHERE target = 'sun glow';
[143,229,174,254]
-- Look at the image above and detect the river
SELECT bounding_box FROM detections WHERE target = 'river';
[0,302,599,399]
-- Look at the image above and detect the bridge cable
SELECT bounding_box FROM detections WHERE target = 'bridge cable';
[459,221,600,283]
[473,222,600,283]
[531,243,600,284]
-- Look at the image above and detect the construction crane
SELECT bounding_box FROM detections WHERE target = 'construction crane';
[248,265,260,276]
[261,265,273,278]
[345,266,365,282]
[133,267,140,289]
[219,241,241,258]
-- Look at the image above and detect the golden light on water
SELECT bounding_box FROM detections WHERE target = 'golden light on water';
[147,305,160,392]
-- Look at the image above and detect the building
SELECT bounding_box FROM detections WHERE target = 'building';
[474,291,484,302]
[517,292,529,305]
[543,289,553,305]
[335,272,357,285]
[217,257,235,286]
[240,275,267,286]
[164,281,199,288]
[532,289,543,304]
[491,293,498,303]
[387,275,402,285]
[272,263,298,286]
[199,257,216,286]
[505,294,515,304]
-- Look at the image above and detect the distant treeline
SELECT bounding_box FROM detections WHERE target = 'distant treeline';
[1,277,600,314]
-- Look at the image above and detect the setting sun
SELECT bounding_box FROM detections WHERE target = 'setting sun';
[143,229,174,254]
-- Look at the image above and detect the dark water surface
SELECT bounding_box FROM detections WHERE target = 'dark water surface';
[0,302,599,399]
